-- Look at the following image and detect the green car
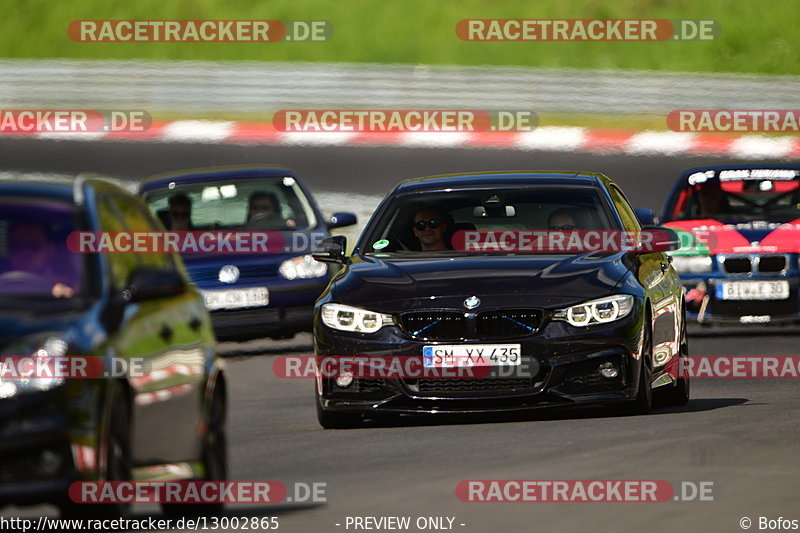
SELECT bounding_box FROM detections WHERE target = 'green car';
[0,177,227,518]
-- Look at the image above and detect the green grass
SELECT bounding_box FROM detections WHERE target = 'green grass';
[1,0,799,74]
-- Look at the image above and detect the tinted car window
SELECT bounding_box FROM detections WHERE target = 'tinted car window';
[0,198,84,298]
[142,176,318,231]
[97,195,138,289]
[668,178,800,222]
[109,195,176,272]
[360,187,615,254]
[608,185,641,231]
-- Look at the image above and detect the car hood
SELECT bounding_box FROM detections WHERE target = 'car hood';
[330,253,631,311]
[665,218,800,255]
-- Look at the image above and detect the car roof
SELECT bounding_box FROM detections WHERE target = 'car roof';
[0,176,131,205]
[660,163,800,222]
[139,166,300,193]
[0,179,76,202]
[391,171,607,194]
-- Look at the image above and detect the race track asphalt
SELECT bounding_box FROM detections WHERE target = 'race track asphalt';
[1,138,798,533]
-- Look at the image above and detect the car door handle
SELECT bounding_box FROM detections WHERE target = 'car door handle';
[188,317,202,331]
[159,324,174,342]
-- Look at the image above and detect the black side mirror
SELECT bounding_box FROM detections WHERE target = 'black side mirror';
[638,226,682,253]
[328,212,357,229]
[634,208,657,226]
[123,268,186,302]
[312,236,348,264]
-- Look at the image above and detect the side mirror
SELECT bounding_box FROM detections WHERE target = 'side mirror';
[312,235,348,264]
[634,208,657,226]
[123,268,186,302]
[639,226,682,253]
[328,212,357,229]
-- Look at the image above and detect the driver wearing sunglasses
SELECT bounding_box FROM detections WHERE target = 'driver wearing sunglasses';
[412,207,449,251]
[547,208,580,231]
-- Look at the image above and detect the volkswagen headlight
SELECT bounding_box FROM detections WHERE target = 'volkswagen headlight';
[0,337,68,398]
[554,295,635,327]
[321,303,394,333]
[279,255,328,280]
[671,255,712,274]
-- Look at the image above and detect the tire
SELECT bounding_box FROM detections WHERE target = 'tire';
[316,393,362,429]
[660,309,691,406]
[163,383,227,517]
[65,385,132,519]
[622,321,653,416]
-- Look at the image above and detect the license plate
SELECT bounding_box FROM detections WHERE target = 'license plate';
[717,281,789,301]
[202,287,269,310]
[423,344,521,368]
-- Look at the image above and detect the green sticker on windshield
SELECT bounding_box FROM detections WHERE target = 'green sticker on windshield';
[373,239,390,250]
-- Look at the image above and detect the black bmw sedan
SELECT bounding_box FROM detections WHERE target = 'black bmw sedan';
[312,172,689,428]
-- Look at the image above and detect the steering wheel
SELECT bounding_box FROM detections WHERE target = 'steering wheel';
[0,271,53,293]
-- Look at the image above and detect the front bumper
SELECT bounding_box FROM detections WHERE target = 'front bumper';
[315,306,670,416]
[206,278,328,340]
[0,390,76,506]
[682,277,800,326]
[211,305,314,340]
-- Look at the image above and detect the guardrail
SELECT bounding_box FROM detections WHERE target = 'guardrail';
[0,59,798,115]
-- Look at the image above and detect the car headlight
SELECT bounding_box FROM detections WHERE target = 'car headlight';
[279,255,328,280]
[553,295,635,327]
[670,255,712,274]
[0,337,68,399]
[320,303,394,333]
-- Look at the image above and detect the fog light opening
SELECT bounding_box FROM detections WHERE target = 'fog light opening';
[598,361,619,379]
[336,371,354,388]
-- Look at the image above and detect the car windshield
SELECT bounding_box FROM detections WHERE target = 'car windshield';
[669,175,800,223]
[360,187,616,255]
[0,199,85,299]
[143,176,318,232]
